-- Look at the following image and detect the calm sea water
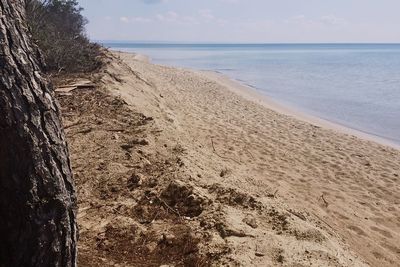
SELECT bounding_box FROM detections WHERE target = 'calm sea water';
[105,43,400,145]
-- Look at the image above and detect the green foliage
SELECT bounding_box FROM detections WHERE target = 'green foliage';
[26,0,102,73]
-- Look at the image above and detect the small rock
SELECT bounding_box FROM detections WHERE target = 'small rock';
[127,173,143,190]
[96,161,106,171]
[110,186,118,193]
[146,242,158,253]
[277,254,284,263]
[165,234,175,245]
[144,115,154,121]
[255,244,268,257]
[148,178,158,188]
[176,157,185,167]
[220,168,230,177]
[216,222,248,238]
[243,216,258,229]
[255,251,265,257]
[159,233,176,246]
[120,144,134,151]
[132,139,149,146]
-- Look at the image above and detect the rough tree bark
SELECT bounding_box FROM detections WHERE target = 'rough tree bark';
[0,0,77,266]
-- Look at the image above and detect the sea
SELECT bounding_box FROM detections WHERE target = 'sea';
[104,43,400,145]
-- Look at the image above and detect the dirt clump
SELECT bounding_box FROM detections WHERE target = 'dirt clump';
[208,183,263,210]
[161,180,207,218]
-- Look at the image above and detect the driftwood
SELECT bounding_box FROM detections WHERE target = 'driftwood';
[55,79,95,94]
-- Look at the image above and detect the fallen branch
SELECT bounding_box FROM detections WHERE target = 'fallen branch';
[243,146,255,160]
[288,209,307,221]
[216,223,254,238]
[311,212,341,241]
[141,206,162,225]
[74,127,93,135]
[156,196,181,217]
[106,128,126,132]
[211,138,241,165]
[64,120,82,129]
[150,207,162,224]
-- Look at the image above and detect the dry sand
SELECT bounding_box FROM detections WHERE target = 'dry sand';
[59,51,400,266]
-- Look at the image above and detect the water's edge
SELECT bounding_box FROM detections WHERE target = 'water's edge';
[217,71,400,145]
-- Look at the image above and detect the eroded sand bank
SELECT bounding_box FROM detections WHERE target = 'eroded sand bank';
[71,51,399,266]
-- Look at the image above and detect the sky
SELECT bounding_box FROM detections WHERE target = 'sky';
[77,0,400,43]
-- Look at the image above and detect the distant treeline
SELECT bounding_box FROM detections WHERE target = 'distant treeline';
[25,0,102,73]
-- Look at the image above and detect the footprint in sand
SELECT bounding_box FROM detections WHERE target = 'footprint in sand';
[347,225,367,236]
[370,226,393,238]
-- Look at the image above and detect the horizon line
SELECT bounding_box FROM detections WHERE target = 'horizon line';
[96,40,400,45]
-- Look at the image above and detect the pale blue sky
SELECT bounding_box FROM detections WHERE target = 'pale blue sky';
[77,0,400,43]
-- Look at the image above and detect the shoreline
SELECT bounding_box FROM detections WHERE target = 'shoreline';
[131,50,400,150]
[201,70,400,150]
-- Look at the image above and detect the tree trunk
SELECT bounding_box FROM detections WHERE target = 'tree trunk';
[0,1,77,266]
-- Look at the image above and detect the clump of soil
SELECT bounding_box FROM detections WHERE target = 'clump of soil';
[161,180,206,218]
[96,221,207,267]
[208,183,263,210]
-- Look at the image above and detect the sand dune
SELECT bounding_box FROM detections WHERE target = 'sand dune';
[69,51,399,266]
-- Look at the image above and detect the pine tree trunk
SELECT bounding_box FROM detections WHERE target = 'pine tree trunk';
[0,0,77,266]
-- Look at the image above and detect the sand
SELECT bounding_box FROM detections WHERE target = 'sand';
[59,51,400,266]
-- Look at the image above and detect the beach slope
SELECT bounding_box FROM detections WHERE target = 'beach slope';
[62,51,399,266]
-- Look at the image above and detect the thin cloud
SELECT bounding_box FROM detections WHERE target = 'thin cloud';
[286,15,347,28]
[198,9,215,21]
[120,16,152,23]
[120,16,129,23]
[319,15,347,26]
[156,11,179,22]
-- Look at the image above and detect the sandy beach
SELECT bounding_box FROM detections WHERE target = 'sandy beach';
[60,51,400,266]
[202,70,400,151]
